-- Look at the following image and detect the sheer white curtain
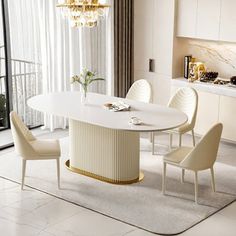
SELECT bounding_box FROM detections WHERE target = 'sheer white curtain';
[8,0,114,130]
[8,0,43,127]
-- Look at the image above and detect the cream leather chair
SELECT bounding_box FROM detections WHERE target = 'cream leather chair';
[126,79,152,103]
[126,79,152,143]
[168,87,198,148]
[162,123,223,203]
[10,111,61,190]
[152,87,198,155]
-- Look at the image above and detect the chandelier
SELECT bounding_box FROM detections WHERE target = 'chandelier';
[57,0,110,28]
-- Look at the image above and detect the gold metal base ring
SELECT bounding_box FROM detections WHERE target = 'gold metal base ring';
[65,160,144,185]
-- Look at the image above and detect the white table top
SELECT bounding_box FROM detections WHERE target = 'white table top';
[28,92,187,132]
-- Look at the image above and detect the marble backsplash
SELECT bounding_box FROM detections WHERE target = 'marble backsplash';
[174,38,236,79]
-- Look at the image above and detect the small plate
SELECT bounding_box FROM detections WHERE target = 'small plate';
[129,121,142,125]
[129,117,142,125]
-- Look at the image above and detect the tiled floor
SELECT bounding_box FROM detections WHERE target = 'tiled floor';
[0,131,235,236]
[0,177,235,236]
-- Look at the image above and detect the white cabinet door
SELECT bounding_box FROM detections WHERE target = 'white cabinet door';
[177,0,198,38]
[194,91,220,135]
[153,0,175,76]
[219,96,236,141]
[196,0,221,40]
[220,0,236,42]
[134,0,153,73]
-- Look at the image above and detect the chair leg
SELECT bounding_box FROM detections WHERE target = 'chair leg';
[21,160,27,190]
[181,169,185,183]
[194,171,198,204]
[192,130,196,147]
[150,132,153,143]
[162,162,167,194]
[169,133,173,150]
[152,132,155,155]
[210,167,216,192]
[56,159,60,189]
[179,134,182,147]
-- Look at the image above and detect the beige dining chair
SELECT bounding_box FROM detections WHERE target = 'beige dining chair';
[168,87,198,148]
[152,87,198,155]
[162,123,223,203]
[126,79,152,103]
[10,111,61,190]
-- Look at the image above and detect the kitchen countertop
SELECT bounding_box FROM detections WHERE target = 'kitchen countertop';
[172,77,236,98]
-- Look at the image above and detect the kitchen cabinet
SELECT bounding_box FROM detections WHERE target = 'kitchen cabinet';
[219,0,236,42]
[219,96,236,141]
[196,0,221,40]
[177,0,236,43]
[153,0,175,76]
[134,0,153,73]
[194,91,220,135]
[134,0,175,104]
[176,0,198,38]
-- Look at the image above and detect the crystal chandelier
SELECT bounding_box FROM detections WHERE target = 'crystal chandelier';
[57,0,110,28]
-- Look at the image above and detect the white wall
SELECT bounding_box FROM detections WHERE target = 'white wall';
[134,0,176,105]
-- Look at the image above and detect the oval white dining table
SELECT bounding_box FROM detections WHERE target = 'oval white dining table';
[28,92,187,184]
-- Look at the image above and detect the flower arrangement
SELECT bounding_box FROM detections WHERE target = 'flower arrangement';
[71,68,105,102]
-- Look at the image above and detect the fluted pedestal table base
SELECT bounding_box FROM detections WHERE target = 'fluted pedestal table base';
[66,119,143,184]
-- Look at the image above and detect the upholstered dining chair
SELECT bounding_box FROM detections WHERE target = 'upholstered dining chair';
[152,87,198,155]
[10,111,61,190]
[168,87,198,148]
[126,79,153,143]
[126,79,152,103]
[162,123,223,203]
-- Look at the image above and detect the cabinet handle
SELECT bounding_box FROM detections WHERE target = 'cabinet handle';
[149,59,155,72]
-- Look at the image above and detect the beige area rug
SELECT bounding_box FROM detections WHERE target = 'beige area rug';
[0,134,235,235]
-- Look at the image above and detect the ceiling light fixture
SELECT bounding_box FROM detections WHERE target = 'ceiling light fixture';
[57,0,110,28]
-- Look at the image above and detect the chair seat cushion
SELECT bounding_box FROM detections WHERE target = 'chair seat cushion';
[164,147,193,164]
[168,122,192,134]
[30,139,61,159]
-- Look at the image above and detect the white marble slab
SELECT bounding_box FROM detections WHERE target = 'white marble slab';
[172,78,236,98]
[28,92,187,132]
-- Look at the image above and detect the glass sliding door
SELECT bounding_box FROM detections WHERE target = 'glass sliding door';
[0,0,43,149]
[8,0,43,128]
[0,0,9,131]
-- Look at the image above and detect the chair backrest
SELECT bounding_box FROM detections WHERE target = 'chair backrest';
[168,87,198,129]
[126,79,152,103]
[10,111,36,159]
[181,123,223,171]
